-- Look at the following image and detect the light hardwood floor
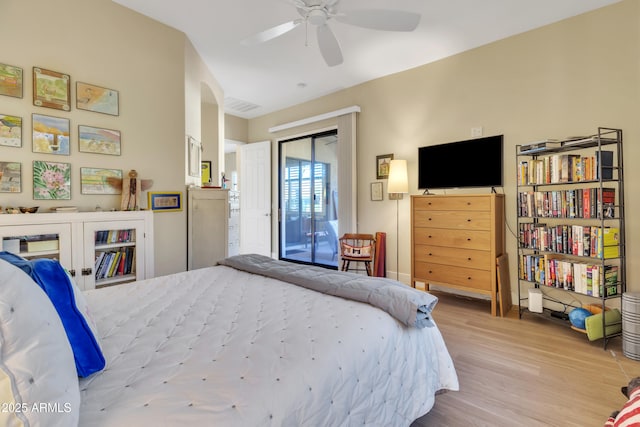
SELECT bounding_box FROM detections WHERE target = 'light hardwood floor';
[410,291,639,427]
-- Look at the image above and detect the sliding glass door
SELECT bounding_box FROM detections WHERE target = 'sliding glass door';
[279,130,338,268]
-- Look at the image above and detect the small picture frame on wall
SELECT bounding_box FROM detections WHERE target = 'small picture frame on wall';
[0,63,23,98]
[78,125,121,155]
[33,160,71,200]
[148,191,183,212]
[76,82,119,116]
[0,114,22,147]
[201,160,212,185]
[371,182,383,201]
[0,162,21,193]
[376,153,393,179]
[32,113,70,155]
[33,67,71,111]
[80,167,123,195]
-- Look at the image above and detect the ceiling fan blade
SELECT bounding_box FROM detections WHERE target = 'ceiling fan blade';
[241,19,303,46]
[335,9,420,32]
[316,24,343,66]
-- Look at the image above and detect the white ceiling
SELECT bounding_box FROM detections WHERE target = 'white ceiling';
[113,0,621,119]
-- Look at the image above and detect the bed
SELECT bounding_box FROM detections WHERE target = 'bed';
[0,253,458,427]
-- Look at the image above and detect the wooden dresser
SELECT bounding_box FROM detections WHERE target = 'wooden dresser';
[411,193,505,316]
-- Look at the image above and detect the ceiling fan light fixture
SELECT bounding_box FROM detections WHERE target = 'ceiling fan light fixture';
[307,8,328,26]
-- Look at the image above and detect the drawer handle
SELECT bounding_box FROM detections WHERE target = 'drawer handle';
[467,276,472,280]
[467,238,471,241]
[467,218,472,222]
[428,217,432,221]
[428,253,433,256]
[428,235,433,239]
[467,257,472,261]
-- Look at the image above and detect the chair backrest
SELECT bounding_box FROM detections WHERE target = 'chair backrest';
[339,233,376,260]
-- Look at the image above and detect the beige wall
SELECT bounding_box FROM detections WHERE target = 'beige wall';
[0,0,224,276]
[247,1,640,299]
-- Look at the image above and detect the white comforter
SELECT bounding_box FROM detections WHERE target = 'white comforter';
[79,265,458,426]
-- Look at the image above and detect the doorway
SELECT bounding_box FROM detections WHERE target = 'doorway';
[279,130,338,268]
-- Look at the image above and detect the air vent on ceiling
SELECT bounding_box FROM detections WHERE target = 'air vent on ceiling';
[224,97,260,114]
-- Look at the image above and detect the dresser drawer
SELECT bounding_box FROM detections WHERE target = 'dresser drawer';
[414,244,490,270]
[413,196,491,212]
[414,262,492,292]
[413,227,491,250]
[413,210,492,230]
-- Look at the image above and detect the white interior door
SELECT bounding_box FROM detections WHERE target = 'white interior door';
[238,140,271,256]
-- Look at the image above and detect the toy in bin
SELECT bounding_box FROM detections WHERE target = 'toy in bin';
[569,304,622,341]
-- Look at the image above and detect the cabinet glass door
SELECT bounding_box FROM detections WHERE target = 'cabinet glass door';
[0,223,72,271]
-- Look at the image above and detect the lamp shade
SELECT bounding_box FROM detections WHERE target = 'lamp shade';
[387,159,408,194]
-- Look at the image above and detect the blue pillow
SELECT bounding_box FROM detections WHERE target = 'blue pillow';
[0,252,105,377]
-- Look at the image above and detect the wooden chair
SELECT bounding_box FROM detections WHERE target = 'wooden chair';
[339,233,376,276]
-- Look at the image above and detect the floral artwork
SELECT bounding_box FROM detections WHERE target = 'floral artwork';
[0,114,22,147]
[32,114,70,155]
[33,160,71,200]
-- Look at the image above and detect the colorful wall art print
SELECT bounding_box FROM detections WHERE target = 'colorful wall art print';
[0,162,21,193]
[0,114,22,147]
[80,167,122,195]
[33,160,71,200]
[76,82,119,116]
[33,67,70,111]
[0,64,23,98]
[32,114,70,155]
[78,125,121,155]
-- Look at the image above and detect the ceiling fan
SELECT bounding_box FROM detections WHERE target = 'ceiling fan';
[241,0,421,67]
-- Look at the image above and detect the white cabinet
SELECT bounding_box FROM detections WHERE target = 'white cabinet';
[188,188,239,269]
[0,211,154,290]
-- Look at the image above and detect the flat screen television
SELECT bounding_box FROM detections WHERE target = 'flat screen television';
[418,135,503,190]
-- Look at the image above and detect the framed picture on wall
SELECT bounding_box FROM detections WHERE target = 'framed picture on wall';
[0,114,22,147]
[80,167,123,195]
[0,162,21,193]
[148,191,183,212]
[376,153,393,179]
[0,63,23,98]
[33,160,71,200]
[78,125,121,155]
[32,114,70,155]
[33,67,71,111]
[76,82,119,116]
[201,160,212,185]
[371,182,383,201]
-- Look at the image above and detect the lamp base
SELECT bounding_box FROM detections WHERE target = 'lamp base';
[389,193,404,200]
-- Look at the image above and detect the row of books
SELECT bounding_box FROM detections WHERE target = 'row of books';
[517,150,613,185]
[95,229,135,245]
[94,247,135,280]
[519,224,620,259]
[519,253,619,297]
[518,188,615,219]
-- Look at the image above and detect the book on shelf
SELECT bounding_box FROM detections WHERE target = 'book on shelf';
[596,150,614,180]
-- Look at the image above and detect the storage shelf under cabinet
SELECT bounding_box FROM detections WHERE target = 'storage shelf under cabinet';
[0,211,154,290]
[515,127,625,348]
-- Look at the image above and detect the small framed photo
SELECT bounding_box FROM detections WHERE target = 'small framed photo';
[0,114,22,147]
[33,67,71,111]
[78,125,121,155]
[33,160,71,200]
[76,82,119,116]
[188,136,201,178]
[32,113,70,155]
[376,153,393,179]
[201,160,212,185]
[80,167,123,195]
[0,63,23,98]
[0,162,21,193]
[371,182,383,201]
[148,191,183,212]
